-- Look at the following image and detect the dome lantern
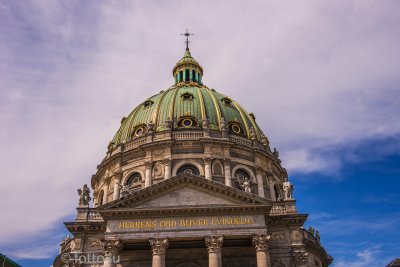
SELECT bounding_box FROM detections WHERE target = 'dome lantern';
[173,29,203,85]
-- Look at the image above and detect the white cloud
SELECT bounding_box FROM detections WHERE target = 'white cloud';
[0,0,400,260]
[334,246,390,267]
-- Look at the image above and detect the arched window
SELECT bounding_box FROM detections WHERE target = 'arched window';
[179,71,183,82]
[177,164,200,176]
[98,190,104,206]
[274,184,282,201]
[212,161,224,176]
[233,169,251,191]
[126,172,142,186]
[192,70,196,82]
[185,69,190,82]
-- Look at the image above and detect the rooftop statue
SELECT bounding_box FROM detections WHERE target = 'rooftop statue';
[77,184,91,206]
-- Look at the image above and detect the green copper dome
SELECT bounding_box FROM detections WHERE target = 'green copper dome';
[110,48,266,149]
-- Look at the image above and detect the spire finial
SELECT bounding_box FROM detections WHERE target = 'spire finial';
[180,29,194,50]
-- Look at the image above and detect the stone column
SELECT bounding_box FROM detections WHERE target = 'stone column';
[112,173,122,200]
[102,178,109,205]
[256,168,265,198]
[204,157,212,180]
[102,240,122,267]
[205,236,223,267]
[145,161,152,188]
[268,177,276,201]
[149,238,169,267]
[223,158,232,187]
[252,233,271,267]
[164,160,171,180]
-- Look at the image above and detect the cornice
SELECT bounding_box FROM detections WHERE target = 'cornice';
[265,214,308,226]
[98,173,272,211]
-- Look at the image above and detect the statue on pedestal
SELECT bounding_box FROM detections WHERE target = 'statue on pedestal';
[77,184,91,206]
[283,181,294,200]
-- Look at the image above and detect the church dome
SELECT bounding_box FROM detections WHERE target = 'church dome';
[109,49,267,149]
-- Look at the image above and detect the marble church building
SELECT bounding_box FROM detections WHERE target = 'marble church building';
[54,34,332,267]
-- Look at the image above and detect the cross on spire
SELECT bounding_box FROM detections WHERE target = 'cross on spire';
[181,29,194,50]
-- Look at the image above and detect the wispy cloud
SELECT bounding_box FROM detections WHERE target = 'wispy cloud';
[334,246,391,267]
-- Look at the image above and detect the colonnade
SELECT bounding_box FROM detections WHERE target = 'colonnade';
[103,234,271,267]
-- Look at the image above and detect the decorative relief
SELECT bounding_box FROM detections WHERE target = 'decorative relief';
[291,230,302,241]
[252,233,270,251]
[293,250,308,264]
[270,231,286,241]
[70,237,81,251]
[149,238,169,255]
[88,238,103,249]
[153,162,164,177]
[205,236,224,254]
[152,148,165,157]
[210,146,224,156]
[101,240,122,256]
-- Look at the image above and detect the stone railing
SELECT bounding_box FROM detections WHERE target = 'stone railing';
[269,202,287,215]
[302,228,321,245]
[87,209,103,221]
[173,131,204,140]
[229,135,252,147]
[118,130,260,153]
[124,136,147,150]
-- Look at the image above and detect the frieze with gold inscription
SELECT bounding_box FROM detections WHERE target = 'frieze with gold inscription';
[108,215,265,233]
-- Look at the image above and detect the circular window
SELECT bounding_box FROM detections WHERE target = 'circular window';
[182,118,193,127]
[126,173,142,186]
[231,124,241,134]
[134,127,144,136]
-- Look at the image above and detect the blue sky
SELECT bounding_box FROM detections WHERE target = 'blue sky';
[1,1,399,266]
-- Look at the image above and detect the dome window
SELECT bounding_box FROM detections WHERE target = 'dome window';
[221,97,232,105]
[126,172,142,186]
[177,164,200,176]
[182,118,193,127]
[143,100,154,108]
[185,69,190,82]
[228,122,245,136]
[132,124,147,137]
[179,71,183,82]
[192,70,197,82]
[233,169,253,192]
[177,116,200,128]
[181,92,194,101]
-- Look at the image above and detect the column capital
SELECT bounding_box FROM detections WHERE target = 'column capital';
[163,159,172,165]
[293,249,308,264]
[101,239,123,256]
[203,157,213,164]
[223,157,231,164]
[145,161,153,168]
[205,236,224,254]
[149,238,169,256]
[252,233,271,252]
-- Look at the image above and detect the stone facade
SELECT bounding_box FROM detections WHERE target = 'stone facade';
[54,43,332,267]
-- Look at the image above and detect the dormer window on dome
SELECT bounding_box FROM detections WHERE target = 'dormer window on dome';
[177,116,200,128]
[181,92,194,101]
[143,100,154,108]
[132,124,147,137]
[221,97,232,106]
[228,122,245,137]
